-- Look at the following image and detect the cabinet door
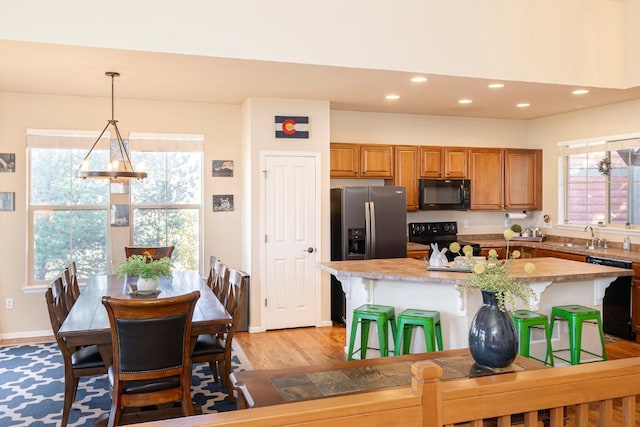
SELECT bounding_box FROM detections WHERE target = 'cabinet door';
[632,264,640,339]
[534,248,586,262]
[360,144,394,178]
[469,148,504,210]
[504,149,542,210]
[393,145,419,211]
[330,143,360,177]
[479,246,506,259]
[419,146,443,178]
[444,147,468,178]
[407,250,429,260]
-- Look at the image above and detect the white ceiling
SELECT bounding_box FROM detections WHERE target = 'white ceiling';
[3,39,640,120]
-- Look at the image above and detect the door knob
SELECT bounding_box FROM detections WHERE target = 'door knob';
[305,247,315,253]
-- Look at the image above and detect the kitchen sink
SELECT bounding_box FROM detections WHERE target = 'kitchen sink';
[547,242,581,248]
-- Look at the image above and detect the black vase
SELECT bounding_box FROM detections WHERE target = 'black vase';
[468,290,519,368]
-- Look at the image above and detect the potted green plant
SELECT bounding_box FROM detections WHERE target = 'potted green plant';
[116,254,173,291]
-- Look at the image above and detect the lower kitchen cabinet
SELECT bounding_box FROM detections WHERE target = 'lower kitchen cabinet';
[534,248,586,262]
[632,263,640,340]
[407,250,429,261]
[480,246,506,259]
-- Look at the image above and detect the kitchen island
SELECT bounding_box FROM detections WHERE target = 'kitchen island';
[319,257,633,362]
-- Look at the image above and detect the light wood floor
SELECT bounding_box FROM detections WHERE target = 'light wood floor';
[235,324,640,370]
[4,324,640,370]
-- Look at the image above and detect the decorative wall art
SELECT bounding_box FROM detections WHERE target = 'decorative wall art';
[212,160,234,177]
[0,153,16,172]
[0,192,15,211]
[110,204,130,226]
[274,116,309,138]
[213,195,234,212]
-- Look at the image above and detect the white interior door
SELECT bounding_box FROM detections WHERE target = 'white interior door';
[262,152,318,329]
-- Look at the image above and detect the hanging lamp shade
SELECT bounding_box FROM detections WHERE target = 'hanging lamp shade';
[76,72,147,180]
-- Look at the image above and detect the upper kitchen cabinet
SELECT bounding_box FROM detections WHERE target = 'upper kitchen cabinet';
[419,146,468,178]
[419,146,443,178]
[330,143,360,177]
[392,145,419,211]
[360,144,394,178]
[469,148,542,210]
[469,148,504,210]
[330,143,394,178]
[504,149,542,210]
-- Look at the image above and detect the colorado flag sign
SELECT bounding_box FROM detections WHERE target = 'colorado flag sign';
[275,116,309,139]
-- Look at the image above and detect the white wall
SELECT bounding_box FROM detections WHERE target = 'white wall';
[0,91,243,337]
[242,98,331,331]
[0,0,634,88]
[528,98,640,243]
[330,110,540,234]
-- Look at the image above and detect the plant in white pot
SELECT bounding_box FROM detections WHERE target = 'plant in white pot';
[116,254,173,291]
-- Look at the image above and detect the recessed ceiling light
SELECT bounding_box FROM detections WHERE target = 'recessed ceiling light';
[458,99,473,105]
[410,76,428,83]
[516,102,531,108]
[488,83,505,89]
[572,89,589,95]
[386,94,400,100]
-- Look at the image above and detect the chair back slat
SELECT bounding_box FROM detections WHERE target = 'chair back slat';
[124,246,175,260]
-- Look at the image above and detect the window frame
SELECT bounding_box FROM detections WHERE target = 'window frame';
[558,132,640,232]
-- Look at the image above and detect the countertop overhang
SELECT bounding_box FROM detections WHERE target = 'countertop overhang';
[318,257,633,285]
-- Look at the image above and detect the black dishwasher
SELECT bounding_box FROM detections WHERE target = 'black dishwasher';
[586,256,635,340]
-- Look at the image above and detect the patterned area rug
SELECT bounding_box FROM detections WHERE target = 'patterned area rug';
[0,342,251,426]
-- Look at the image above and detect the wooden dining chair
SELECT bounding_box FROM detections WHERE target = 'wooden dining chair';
[61,267,78,312]
[101,291,200,426]
[45,284,107,427]
[67,261,81,300]
[205,255,219,290]
[124,245,175,260]
[192,268,248,402]
[210,261,230,302]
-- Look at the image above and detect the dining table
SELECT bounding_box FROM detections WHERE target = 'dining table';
[58,271,231,366]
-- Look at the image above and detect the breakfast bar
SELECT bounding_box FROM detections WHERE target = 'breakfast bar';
[319,257,633,361]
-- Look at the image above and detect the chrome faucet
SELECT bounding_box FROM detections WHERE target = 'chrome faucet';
[584,225,595,248]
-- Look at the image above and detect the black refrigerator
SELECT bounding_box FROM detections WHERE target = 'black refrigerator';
[330,186,407,325]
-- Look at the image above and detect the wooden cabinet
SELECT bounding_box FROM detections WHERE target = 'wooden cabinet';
[420,146,468,178]
[632,263,640,340]
[407,250,429,260]
[443,147,468,178]
[330,143,393,178]
[419,146,443,178]
[469,148,542,210]
[504,149,542,210]
[360,144,393,178]
[393,145,419,211]
[330,143,360,177]
[479,246,506,259]
[534,248,586,262]
[469,148,504,210]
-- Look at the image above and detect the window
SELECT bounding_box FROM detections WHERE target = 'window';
[559,136,640,226]
[28,130,110,284]
[129,134,203,272]
[28,130,203,285]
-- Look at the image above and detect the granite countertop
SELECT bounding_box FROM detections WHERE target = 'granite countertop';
[407,242,430,252]
[461,237,640,263]
[318,257,633,285]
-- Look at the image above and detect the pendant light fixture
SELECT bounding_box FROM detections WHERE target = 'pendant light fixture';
[76,71,147,180]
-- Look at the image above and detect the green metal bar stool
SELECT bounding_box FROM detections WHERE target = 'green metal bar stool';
[394,309,443,355]
[512,309,554,366]
[550,304,607,365]
[347,304,397,360]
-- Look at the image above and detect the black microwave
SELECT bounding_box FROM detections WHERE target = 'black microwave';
[418,179,470,210]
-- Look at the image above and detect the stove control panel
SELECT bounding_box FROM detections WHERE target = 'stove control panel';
[408,221,458,238]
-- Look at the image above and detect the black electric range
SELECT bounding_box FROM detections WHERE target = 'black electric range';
[408,221,480,262]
